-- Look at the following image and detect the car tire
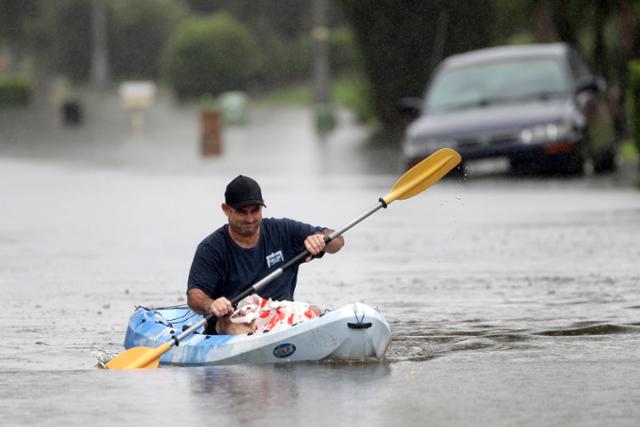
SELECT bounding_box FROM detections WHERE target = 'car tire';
[559,153,584,176]
[509,159,530,175]
[593,148,617,174]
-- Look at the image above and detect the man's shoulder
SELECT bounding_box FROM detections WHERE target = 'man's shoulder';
[262,217,306,231]
[263,217,322,236]
[262,217,292,226]
[198,225,228,250]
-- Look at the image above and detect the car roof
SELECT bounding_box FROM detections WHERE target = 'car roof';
[441,43,570,70]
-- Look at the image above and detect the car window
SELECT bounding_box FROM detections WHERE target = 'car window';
[426,57,569,113]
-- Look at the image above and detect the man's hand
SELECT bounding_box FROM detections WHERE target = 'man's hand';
[208,297,234,317]
[304,233,327,262]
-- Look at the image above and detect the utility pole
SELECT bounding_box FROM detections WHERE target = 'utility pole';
[312,0,334,134]
[90,0,110,90]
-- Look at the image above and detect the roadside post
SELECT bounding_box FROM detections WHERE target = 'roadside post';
[200,95,222,156]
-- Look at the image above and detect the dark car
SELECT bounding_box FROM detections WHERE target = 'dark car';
[401,43,619,174]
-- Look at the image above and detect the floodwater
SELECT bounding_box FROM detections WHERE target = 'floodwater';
[1,93,640,426]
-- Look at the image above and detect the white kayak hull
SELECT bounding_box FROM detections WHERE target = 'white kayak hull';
[123,303,391,366]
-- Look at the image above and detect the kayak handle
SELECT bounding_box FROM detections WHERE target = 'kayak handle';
[347,322,372,329]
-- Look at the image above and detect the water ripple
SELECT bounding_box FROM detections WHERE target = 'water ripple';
[385,318,640,362]
[534,323,640,336]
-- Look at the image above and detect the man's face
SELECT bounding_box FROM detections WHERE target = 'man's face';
[223,203,263,237]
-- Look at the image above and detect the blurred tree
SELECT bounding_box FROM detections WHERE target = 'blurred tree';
[109,0,186,80]
[591,0,609,77]
[338,0,495,128]
[0,0,39,70]
[183,0,313,39]
[616,0,640,139]
[11,0,352,92]
[32,0,92,82]
[30,0,186,83]
[629,60,640,162]
[182,0,217,14]
[329,27,362,76]
[161,13,258,99]
[181,0,355,89]
[550,0,578,45]
[182,0,317,88]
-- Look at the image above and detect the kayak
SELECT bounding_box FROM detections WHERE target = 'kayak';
[122,303,391,366]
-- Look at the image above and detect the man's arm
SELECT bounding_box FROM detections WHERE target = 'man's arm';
[321,227,344,253]
[188,288,254,334]
[187,288,233,318]
[304,228,344,261]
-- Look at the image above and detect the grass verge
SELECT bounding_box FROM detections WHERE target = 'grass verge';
[620,139,639,160]
[252,77,376,125]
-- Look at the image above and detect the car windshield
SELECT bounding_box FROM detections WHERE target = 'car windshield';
[426,57,570,113]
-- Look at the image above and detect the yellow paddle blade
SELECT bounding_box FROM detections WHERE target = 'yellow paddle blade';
[382,148,461,205]
[105,343,172,369]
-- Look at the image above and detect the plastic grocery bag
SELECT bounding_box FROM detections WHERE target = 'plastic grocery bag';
[229,294,318,333]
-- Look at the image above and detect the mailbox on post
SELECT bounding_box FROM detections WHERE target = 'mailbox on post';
[118,81,156,133]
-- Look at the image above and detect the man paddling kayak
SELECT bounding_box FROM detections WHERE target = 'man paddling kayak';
[187,175,344,334]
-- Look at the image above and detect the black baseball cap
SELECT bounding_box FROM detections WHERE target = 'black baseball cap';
[225,175,266,210]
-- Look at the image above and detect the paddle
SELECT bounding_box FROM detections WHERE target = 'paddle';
[105,148,461,369]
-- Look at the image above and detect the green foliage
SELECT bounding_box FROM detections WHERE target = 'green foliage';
[329,27,362,77]
[284,37,313,81]
[29,0,184,82]
[251,33,312,86]
[254,85,312,106]
[0,0,39,43]
[0,74,31,106]
[332,78,375,124]
[629,60,640,154]
[109,0,186,80]
[620,139,638,159]
[254,77,376,124]
[491,0,532,42]
[161,13,258,99]
[183,0,313,40]
[32,0,92,82]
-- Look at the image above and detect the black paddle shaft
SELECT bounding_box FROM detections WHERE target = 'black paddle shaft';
[195,236,332,330]
[178,200,386,342]
[229,234,333,306]
[229,198,387,308]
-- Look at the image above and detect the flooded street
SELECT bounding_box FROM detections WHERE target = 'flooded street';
[1,94,640,426]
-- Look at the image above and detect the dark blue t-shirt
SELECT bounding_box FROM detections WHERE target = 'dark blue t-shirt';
[187,218,323,302]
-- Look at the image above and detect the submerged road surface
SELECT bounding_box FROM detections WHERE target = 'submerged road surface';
[1,96,639,426]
